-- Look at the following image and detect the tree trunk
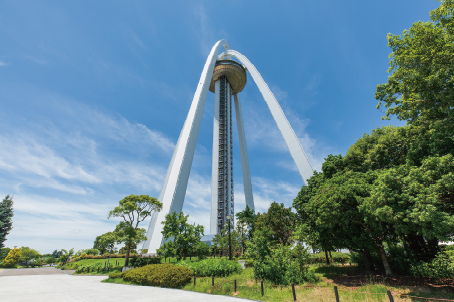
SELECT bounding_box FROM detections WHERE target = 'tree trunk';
[329,251,332,259]
[364,249,374,271]
[377,243,392,276]
[324,249,330,265]
[125,243,131,266]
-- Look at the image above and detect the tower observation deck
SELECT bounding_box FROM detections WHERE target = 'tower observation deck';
[209,60,247,234]
[142,40,313,255]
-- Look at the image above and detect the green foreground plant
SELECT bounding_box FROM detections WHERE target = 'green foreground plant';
[176,258,242,277]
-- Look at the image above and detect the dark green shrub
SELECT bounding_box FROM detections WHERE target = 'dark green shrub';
[410,252,454,280]
[108,272,124,279]
[245,259,253,268]
[129,256,161,267]
[253,245,317,285]
[176,258,242,277]
[122,264,193,288]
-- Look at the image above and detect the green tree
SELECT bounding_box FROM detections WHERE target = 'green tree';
[3,247,21,267]
[235,205,257,240]
[108,194,162,266]
[19,247,41,265]
[114,221,146,263]
[0,195,14,249]
[0,247,11,260]
[46,257,56,264]
[212,224,240,258]
[59,248,74,264]
[82,248,100,256]
[376,0,454,128]
[160,211,204,260]
[255,202,296,246]
[93,232,117,254]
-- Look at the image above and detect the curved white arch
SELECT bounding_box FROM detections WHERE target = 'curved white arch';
[143,40,229,253]
[219,50,314,184]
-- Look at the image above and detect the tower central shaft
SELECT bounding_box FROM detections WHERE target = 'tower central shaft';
[216,76,234,233]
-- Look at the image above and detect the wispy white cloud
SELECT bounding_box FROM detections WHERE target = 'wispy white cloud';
[24,55,48,65]
[0,61,7,66]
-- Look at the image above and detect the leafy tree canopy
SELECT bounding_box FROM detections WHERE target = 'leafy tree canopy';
[376,0,454,128]
[108,194,162,266]
[160,211,204,260]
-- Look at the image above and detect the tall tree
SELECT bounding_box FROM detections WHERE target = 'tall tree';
[376,0,454,128]
[0,195,14,249]
[235,205,257,240]
[108,194,162,266]
[160,211,204,260]
[255,202,296,246]
[93,232,117,254]
[19,247,41,265]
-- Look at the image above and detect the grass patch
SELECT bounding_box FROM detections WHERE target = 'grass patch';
[102,277,137,285]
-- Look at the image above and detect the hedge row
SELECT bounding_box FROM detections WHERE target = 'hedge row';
[122,264,193,288]
[129,257,161,267]
[176,258,242,277]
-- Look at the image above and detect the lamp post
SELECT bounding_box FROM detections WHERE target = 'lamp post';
[106,246,113,272]
[226,215,232,260]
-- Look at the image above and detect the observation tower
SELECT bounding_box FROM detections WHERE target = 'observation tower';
[143,40,313,254]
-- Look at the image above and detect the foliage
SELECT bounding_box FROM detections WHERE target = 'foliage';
[46,257,57,264]
[108,194,162,266]
[160,211,204,260]
[212,224,240,257]
[375,0,454,128]
[19,246,41,265]
[176,258,242,277]
[194,241,210,260]
[114,221,146,265]
[93,232,117,254]
[122,264,193,288]
[0,247,11,260]
[51,249,63,258]
[255,202,296,246]
[235,205,257,240]
[410,251,454,280]
[119,243,137,255]
[82,248,100,256]
[308,252,350,265]
[108,272,124,279]
[75,261,106,273]
[253,244,317,285]
[0,195,14,250]
[3,247,21,267]
[129,256,161,267]
[59,248,74,264]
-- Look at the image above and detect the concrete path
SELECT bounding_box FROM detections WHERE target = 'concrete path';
[0,267,69,276]
[0,273,253,302]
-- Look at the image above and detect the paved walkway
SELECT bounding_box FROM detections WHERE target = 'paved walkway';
[0,267,70,276]
[0,272,253,302]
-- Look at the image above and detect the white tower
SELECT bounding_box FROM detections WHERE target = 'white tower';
[143,40,313,254]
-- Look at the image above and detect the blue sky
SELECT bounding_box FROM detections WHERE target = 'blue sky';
[0,1,439,253]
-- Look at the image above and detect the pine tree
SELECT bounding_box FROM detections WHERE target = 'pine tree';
[0,195,14,249]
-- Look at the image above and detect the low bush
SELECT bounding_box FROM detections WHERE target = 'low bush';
[122,264,193,288]
[108,272,124,279]
[253,245,317,285]
[75,261,106,273]
[176,258,242,277]
[245,259,253,268]
[129,256,161,267]
[410,252,454,280]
